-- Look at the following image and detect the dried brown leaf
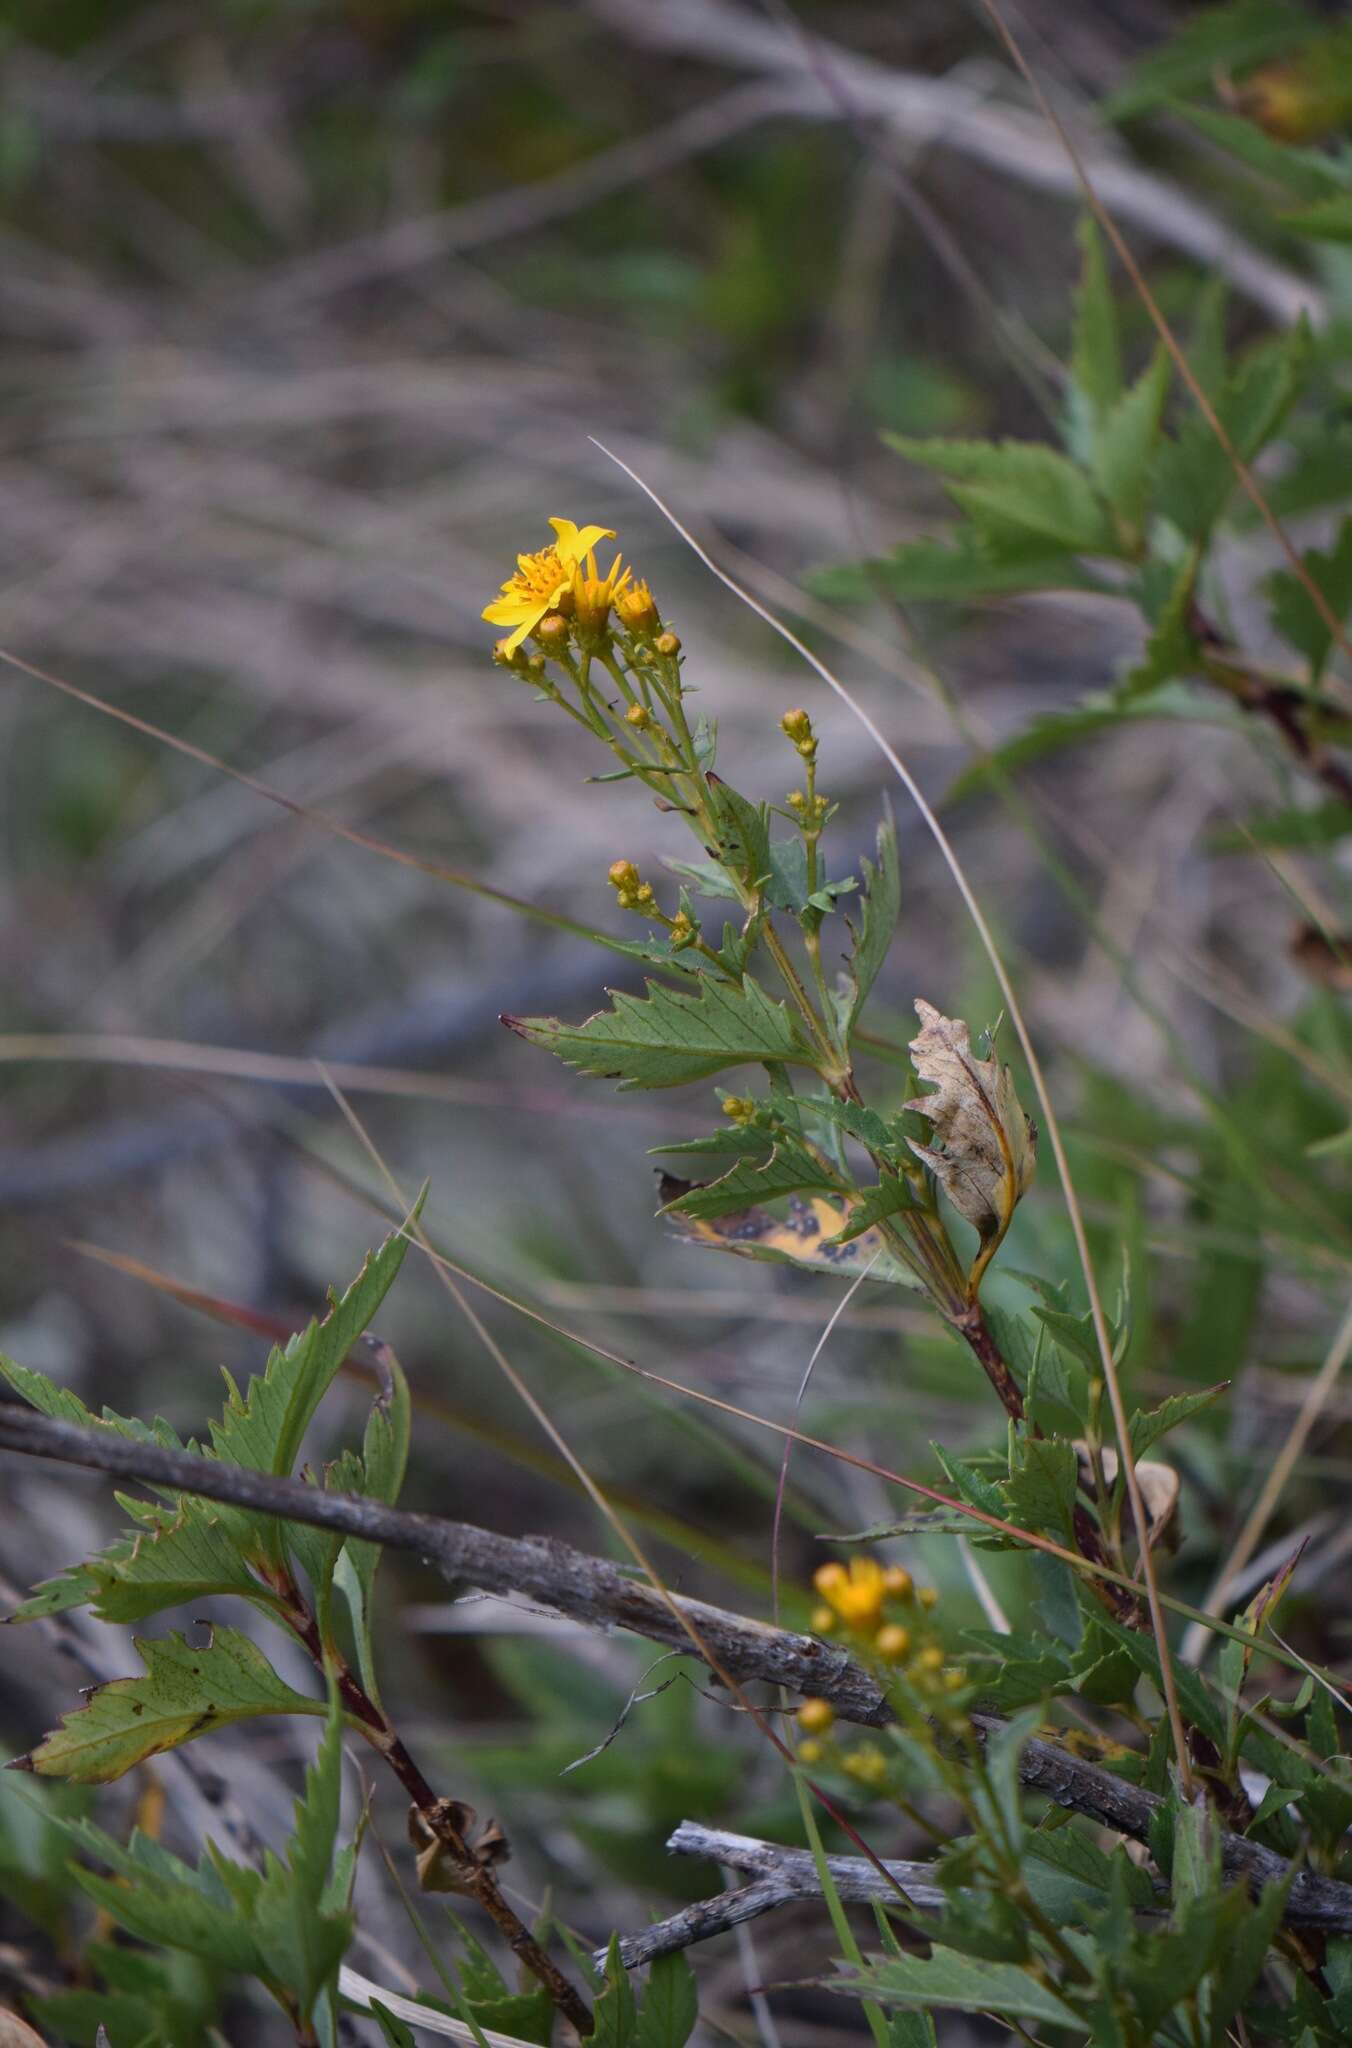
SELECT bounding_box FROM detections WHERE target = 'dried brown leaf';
[908,1000,1037,1290]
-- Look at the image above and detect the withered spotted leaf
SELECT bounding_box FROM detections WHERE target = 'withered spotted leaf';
[657,1174,925,1290]
[908,1000,1037,1291]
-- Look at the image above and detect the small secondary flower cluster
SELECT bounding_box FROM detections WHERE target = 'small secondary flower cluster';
[795,1557,966,1786]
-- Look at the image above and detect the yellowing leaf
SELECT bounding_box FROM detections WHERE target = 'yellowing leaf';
[15,1626,324,1784]
[658,1176,924,1289]
[908,1000,1037,1293]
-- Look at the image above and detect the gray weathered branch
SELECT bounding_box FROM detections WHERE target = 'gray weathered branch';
[3,1403,1351,1933]
[587,0,1324,329]
[602,1824,948,1969]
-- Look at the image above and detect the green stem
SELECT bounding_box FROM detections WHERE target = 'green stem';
[792,1771,891,2048]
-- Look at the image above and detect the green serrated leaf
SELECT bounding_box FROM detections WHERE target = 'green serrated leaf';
[822,1170,921,1246]
[1001,1436,1080,1545]
[367,2001,418,2047]
[9,1492,276,1628]
[1212,1873,1295,2034]
[1128,1382,1227,1458]
[252,1692,354,2021]
[17,1626,324,1783]
[803,1095,895,1153]
[1094,347,1171,539]
[336,1352,411,1705]
[508,973,809,1091]
[1153,322,1311,540]
[1031,1305,1104,1373]
[64,1823,269,1977]
[1070,216,1123,429]
[886,2010,937,2048]
[838,804,900,1038]
[288,1448,366,1621]
[1105,1,1318,121]
[210,1220,413,1486]
[1121,545,1200,698]
[932,1442,1007,1525]
[593,1935,638,2048]
[702,774,770,893]
[832,1948,1080,2028]
[885,434,1117,554]
[811,532,1105,605]
[659,1134,843,1222]
[636,1951,698,2048]
[1267,514,1352,682]
[660,855,741,902]
[1070,1619,1142,1707]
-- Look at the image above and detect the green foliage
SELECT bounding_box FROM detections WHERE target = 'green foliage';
[1105,1,1321,121]
[834,1945,1081,2027]
[506,974,809,1090]
[32,1696,353,2037]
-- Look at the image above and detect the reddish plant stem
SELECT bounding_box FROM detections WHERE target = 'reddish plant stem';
[272,1573,593,2038]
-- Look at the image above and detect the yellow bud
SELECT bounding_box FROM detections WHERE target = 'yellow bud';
[812,1562,849,1597]
[492,638,517,667]
[796,737,817,759]
[655,631,681,657]
[917,1586,939,1611]
[524,654,546,678]
[722,1096,756,1124]
[616,581,660,635]
[625,703,651,729]
[916,1646,945,1674]
[843,1746,887,1788]
[810,1605,836,1635]
[875,1625,910,1664]
[835,1584,883,1630]
[615,890,637,911]
[787,791,806,809]
[608,860,640,893]
[882,1567,913,1601]
[535,612,570,647]
[797,1738,825,1766]
[797,1697,834,1735]
[636,883,656,906]
[943,1667,966,1692]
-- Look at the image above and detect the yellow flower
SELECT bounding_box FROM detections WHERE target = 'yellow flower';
[813,1557,886,1633]
[482,518,616,655]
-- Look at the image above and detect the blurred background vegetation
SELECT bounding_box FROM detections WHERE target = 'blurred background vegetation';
[1,0,1349,2040]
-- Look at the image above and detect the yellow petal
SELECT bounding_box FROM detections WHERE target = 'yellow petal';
[549,518,615,567]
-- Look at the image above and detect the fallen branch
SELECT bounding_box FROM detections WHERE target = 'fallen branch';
[603,1824,947,1969]
[587,0,1323,330]
[3,1403,1351,1934]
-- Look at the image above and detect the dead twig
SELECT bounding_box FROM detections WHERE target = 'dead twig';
[3,1405,1352,1934]
[603,1824,948,1969]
